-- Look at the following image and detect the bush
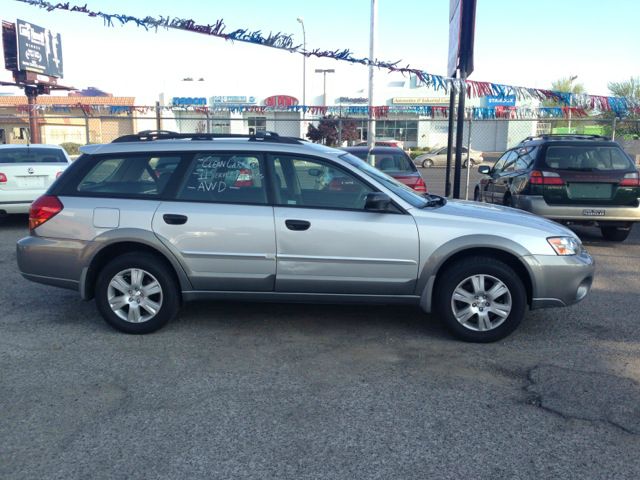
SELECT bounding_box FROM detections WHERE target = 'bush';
[407,147,431,159]
[60,142,82,156]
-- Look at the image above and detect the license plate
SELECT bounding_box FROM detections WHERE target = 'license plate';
[17,176,46,188]
[582,209,606,216]
[568,183,613,199]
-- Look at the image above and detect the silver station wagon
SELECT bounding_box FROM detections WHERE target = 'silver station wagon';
[16,131,595,342]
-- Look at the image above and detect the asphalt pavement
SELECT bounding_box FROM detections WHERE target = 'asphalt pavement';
[2,181,640,479]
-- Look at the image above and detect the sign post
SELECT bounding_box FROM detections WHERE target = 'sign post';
[445,0,476,198]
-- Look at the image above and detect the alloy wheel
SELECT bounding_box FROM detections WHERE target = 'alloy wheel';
[450,274,512,331]
[107,268,163,323]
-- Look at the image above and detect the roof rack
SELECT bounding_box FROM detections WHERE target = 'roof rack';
[519,133,610,144]
[112,130,304,144]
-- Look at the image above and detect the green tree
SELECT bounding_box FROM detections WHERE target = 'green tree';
[608,77,640,138]
[608,77,640,100]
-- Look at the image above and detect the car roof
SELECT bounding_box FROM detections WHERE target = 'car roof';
[80,138,345,157]
[0,144,64,149]
[342,146,405,153]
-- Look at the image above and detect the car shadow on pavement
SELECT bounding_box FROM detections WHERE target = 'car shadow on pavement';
[178,300,453,340]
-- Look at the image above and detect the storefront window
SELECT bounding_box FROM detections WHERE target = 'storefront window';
[375,119,418,142]
[247,116,267,134]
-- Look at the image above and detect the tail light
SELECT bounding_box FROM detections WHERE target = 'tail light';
[413,177,428,193]
[620,172,640,187]
[0,173,6,183]
[29,195,63,232]
[233,168,253,187]
[56,171,63,178]
[530,170,564,185]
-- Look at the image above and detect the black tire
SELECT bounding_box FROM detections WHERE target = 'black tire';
[422,159,434,168]
[463,160,469,169]
[600,226,631,242]
[434,256,527,342]
[503,194,514,207]
[474,187,481,202]
[95,252,180,334]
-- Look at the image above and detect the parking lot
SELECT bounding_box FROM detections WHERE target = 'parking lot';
[1,170,640,479]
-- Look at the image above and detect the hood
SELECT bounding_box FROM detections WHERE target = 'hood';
[415,199,576,237]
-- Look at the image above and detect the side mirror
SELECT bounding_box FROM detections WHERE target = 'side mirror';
[307,168,323,177]
[478,165,491,175]
[365,192,392,212]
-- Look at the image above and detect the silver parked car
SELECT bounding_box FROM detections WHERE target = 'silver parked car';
[0,144,71,216]
[16,131,594,342]
[415,146,483,168]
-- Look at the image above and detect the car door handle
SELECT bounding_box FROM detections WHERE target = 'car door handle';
[163,214,188,225]
[285,219,311,231]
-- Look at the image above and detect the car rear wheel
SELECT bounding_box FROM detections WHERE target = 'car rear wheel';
[473,187,481,202]
[434,256,527,342]
[422,159,434,168]
[95,252,179,334]
[600,225,631,242]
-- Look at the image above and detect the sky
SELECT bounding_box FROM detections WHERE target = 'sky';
[0,0,638,103]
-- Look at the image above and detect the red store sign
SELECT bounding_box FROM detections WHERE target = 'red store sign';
[263,95,299,107]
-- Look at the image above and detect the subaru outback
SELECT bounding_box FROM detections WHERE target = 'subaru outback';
[475,134,640,241]
[17,131,594,342]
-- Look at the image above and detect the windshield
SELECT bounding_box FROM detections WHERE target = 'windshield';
[347,150,415,173]
[544,145,634,171]
[0,148,67,164]
[339,153,429,208]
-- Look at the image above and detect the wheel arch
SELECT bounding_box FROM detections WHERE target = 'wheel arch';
[80,230,192,300]
[418,239,536,313]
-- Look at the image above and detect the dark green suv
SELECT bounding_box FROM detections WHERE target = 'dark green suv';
[475,134,640,241]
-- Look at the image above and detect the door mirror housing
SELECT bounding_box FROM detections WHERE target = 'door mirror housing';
[478,165,491,175]
[364,192,392,212]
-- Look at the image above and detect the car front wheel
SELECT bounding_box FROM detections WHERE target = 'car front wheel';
[422,158,434,168]
[434,256,527,342]
[95,252,180,334]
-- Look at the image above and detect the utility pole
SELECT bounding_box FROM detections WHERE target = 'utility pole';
[567,75,577,133]
[314,69,335,106]
[367,0,377,154]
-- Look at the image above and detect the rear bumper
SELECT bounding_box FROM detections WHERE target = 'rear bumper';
[515,195,640,223]
[524,250,595,309]
[0,201,32,214]
[16,235,88,292]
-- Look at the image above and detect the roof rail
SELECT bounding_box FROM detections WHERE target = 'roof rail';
[112,130,304,144]
[519,133,610,144]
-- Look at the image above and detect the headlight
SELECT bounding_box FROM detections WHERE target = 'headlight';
[547,236,581,256]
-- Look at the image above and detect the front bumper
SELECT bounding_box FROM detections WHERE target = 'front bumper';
[524,250,595,309]
[515,195,640,223]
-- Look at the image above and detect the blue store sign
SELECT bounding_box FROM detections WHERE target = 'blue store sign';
[172,97,207,106]
[480,95,516,107]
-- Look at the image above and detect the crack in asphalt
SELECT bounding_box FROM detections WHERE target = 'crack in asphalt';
[525,364,640,436]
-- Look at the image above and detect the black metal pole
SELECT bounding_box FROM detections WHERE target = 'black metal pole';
[444,82,457,197]
[453,72,467,199]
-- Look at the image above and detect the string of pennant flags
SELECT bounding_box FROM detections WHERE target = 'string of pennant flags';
[13,102,596,120]
[12,0,640,116]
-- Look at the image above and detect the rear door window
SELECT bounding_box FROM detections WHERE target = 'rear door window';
[349,151,415,173]
[544,145,634,171]
[177,153,267,205]
[77,154,181,196]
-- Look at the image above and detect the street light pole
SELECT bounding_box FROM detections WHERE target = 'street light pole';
[296,18,306,113]
[568,74,577,133]
[315,69,335,106]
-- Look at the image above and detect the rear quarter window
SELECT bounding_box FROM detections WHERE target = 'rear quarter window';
[76,154,181,196]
